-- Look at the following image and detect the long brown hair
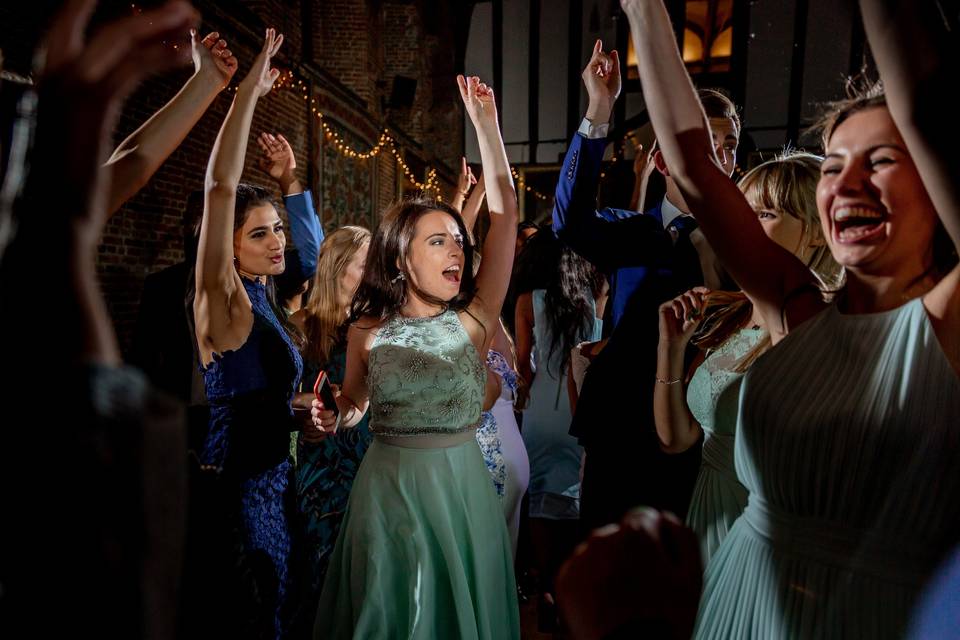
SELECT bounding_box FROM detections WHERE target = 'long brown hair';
[302,225,370,364]
[350,197,477,323]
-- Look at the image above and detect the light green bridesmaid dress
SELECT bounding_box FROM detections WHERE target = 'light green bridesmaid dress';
[314,310,520,640]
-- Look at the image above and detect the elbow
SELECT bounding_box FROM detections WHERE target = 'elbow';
[659,439,692,455]
[205,180,238,201]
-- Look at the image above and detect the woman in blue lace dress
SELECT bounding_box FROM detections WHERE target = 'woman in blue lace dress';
[193,30,307,639]
[290,226,372,615]
[310,75,521,639]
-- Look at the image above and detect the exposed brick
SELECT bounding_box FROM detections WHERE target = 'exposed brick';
[1,0,466,356]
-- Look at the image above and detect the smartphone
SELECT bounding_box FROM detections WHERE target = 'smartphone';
[313,371,340,419]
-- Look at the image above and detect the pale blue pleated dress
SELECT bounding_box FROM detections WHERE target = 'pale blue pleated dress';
[684,326,764,566]
[695,298,960,639]
[313,310,520,640]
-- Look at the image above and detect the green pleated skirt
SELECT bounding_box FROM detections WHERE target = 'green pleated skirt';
[313,437,520,639]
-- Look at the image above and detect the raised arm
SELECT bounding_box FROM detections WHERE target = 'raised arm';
[459,174,486,241]
[858,0,960,248]
[552,40,674,273]
[18,0,198,365]
[104,29,237,215]
[258,132,323,281]
[620,0,819,338]
[194,29,282,359]
[653,288,707,453]
[450,156,478,214]
[552,40,620,254]
[458,75,518,350]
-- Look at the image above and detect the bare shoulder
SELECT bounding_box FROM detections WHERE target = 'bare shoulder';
[349,315,381,343]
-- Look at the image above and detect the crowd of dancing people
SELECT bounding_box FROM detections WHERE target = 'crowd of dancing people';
[1,0,959,638]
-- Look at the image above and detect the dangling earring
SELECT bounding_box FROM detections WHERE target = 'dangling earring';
[391,272,405,284]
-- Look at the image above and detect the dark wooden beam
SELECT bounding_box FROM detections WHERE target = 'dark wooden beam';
[786,0,809,145]
[530,0,541,161]
[493,0,504,118]
[566,0,583,138]
[730,0,751,109]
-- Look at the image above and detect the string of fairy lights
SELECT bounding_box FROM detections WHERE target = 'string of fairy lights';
[234,70,550,202]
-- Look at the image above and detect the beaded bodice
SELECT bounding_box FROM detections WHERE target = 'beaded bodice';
[367,309,486,436]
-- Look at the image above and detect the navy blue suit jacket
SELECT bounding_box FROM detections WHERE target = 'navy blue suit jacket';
[551,132,705,527]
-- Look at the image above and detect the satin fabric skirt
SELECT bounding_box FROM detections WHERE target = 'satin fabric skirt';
[313,436,520,640]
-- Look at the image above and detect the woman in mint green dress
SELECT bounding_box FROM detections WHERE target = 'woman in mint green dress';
[624,0,960,635]
[310,75,520,639]
[653,153,840,566]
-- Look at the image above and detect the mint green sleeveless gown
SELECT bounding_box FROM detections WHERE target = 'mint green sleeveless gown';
[684,326,764,566]
[313,310,520,639]
[695,299,960,638]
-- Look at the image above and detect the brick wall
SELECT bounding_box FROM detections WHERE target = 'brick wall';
[0,0,468,355]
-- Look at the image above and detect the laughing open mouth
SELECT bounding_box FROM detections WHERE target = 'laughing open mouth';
[833,206,886,243]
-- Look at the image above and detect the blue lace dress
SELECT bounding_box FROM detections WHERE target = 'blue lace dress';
[477,349,529,557]
[475,350,516,499]
[200,277,304,639]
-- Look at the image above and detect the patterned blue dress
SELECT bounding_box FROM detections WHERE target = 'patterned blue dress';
[200,277,304,639]
[297,338,373,616]
[475,350,517,499]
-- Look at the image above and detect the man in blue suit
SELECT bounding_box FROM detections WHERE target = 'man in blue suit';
[552,41,741,533]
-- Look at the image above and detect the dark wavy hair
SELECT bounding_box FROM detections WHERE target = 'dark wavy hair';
[350,197,477,324]
[514,230,599,376]
[232,183,304,348]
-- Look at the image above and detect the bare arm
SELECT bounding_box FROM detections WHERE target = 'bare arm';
[460,174,487,242]
[194,29,282,360]
[23,0,198,365]
[859,0,960,247]
[514,292,535,403]
[458,75,519,352]
[653,289,707,453]
[104,30,237,215]
[620,0,819,339]
[450,156,478,214]
[335,321,372,428]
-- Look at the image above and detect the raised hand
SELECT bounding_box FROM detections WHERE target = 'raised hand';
[658,287,709,348]
[239,27,283,97]
[39,0,197,231]
[457,75,499,130]
[457,157,478,198]
[582,39,621,122]
[257,132,298,190]
[192,30,237,90]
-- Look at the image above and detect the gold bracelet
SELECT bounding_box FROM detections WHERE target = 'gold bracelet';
[655,376,682,385]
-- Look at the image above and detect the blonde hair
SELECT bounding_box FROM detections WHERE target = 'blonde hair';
[302,226,371,364]
[739,151,842,288]
[694,151,842,370]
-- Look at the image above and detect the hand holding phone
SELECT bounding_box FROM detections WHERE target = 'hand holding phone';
[313,371,340,418]
[311,371,340,436]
